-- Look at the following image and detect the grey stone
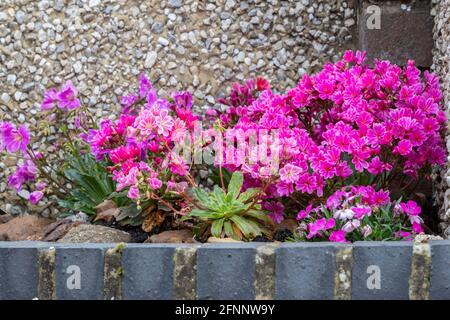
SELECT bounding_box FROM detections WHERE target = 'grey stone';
[168,0,182,8]
[0,242,47,300]
[430,241,450,299]
[122,244,175,299]
[352,242,412,300]
[275,243,337,300]
[55,244,107,300]
[144,51,157,68]
[197,243,259,300]
[58,224,131,243]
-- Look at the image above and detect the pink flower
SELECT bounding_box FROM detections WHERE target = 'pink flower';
[155,109,174,137]
[296,204,313,220]
[139,74,153,98]
[399,200,421,216]
[29,191,44,205]
[57,81,80,110]
[127,186,140,199]
[394,140,412,156]
[307,218,335,239]
[3,124,30,154]
[41,88,58,110]
[279,164,302,183]
[329,230,346,242]
[351,206,371,219]
[7,160,37,191]
[263,201,285,223]
[412,222,423,234]
[342,219,361,233]
[361,225,372,237]
[148,177,162,190]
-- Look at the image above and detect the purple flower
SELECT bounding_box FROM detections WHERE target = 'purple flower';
[171,91,193,109]
[41,88,58,110]
[0,122,14,151]
[3,124,30,154]
[139,74,153,98]
[29,191,44,205]
[57,81,80,110]
[7,160,37,191]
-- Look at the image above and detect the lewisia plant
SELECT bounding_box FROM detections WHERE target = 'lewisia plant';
[212,50,446,241]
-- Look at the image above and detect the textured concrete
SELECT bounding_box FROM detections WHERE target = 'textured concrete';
[275,243,338,300]
[197,243,260,300]
[122,244,175,300]
[352,242,412,300]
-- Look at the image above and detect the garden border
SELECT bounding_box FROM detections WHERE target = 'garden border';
[0,240,449,300]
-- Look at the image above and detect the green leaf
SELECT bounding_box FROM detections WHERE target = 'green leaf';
[245,210,271,223]
[230,215,258,239]
[237,188,261,203]
[189,209,224,220]
[211,219,224,238]
[223,220,240,240]
[227,171,243,200]
[193,187,210,205]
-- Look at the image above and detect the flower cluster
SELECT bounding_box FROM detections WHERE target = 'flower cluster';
[87,74,198,205]
[41,80,81,111]
[294,186,423,242]
[214,50,446,226]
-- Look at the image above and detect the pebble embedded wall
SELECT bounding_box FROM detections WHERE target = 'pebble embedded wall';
[431,0,450,235]
[0,0,356,215]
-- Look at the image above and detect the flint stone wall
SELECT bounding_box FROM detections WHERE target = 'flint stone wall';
[0,0,356,216]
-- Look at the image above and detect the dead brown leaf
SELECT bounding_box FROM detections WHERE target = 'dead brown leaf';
[94,200,120,223]
[141,209,165,233]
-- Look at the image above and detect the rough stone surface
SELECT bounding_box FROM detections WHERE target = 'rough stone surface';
[55,245,105,300]
[358,0,434,67]
[430,240,450,299]
[275,243,337,300]
[197,243,259,300]
[122,244,175,299]
[0,215,54,241]
[351,242,412,300]
[173,245,198,300]
[58,224,131,243]
[146,229,195,243]
[0,241,42,299]
[0,0,356,213]
[432,0,450,233]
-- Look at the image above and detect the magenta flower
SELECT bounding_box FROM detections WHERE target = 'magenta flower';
[329,230,346,242]
[127,186,140,199]
[29,191,44,205]
[263,201,285,223]
[4,124,30,154]
[41,88,58,110]
[394,140,412,156]
[57,81,80,110]
[7,160,37,191]
[155,109,174,137]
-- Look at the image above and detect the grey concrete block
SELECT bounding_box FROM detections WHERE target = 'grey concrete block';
[122,244,175,300]
[55,244,107,300]
[352,242,412,300]
[275,243,338,300]
[0,242,49,300]
[430,241,450,300]
[197,243,260,300]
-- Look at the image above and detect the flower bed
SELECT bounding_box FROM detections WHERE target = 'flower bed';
[0,51,447,244]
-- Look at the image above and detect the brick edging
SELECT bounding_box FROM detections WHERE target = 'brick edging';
[0,241,449,300]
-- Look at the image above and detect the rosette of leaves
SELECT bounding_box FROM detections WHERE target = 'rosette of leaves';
[188,171,271,241]
[59,153,130,216]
